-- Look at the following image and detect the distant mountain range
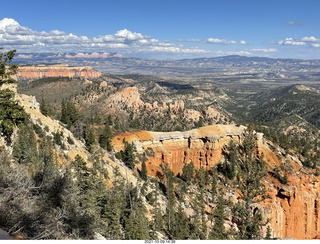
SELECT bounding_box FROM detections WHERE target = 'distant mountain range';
[14,53,320,79]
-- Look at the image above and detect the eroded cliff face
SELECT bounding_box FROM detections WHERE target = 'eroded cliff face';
[112,125,320,239]
[261,169,320,239]
[113,125,245,175]
[17,65,101,81]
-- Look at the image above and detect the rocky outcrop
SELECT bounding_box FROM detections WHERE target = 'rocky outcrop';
[17,65,101,81]
[112,125,320,240]
[107,87,185,112]
[2,83,139,188]
[106,86,227,125]
[113,124,246,175]
[261,173,320,239]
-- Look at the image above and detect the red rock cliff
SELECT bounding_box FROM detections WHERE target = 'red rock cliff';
[17,65,101,80]
[112,125,320,239]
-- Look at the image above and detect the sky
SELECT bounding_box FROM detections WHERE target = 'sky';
[1,0,320,60]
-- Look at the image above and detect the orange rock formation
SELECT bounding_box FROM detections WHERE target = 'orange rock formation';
[113,125,320,239]
[17,65,101,80]
[113,125,245,175]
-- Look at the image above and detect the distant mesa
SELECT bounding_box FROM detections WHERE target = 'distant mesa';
[16,64,102,81]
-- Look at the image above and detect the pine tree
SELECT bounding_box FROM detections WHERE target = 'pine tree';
[0,48,18,85]
[231,125,267,240]
[0,89,29,144]
[122,141,136,169]
[181,161,194,183]
[209,195,226,240]
[151,182,164,238]
[40,96,48,116]
[164,165,176,238]
[190,188,207,240]
[103,167,126,239]
[60,100,79,128]
[124,185,149,240]
[86,128,96,151]
[13,124,38,165]
[172,203,190,239]
[0,49,28,144]
[99,124,113,151]
[140,161,148,181]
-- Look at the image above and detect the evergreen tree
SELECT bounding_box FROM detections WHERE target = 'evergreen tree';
[151,182,164,238]
[13,124,38,165]
[60,100,79,128]
[124,184,150,240]
[36,140,57,187]
[122,141,136,169]
[172,203,190,239]
[0,48,18,85]
[103,167,126,239]
[40,96,48,116]
[140,161,148,181]
[209,195,226,240]
[161,163,176,238]
[99,124,113,151]
[0,89,29,144]
[230,126,267,240]
[190,188,207,240]
[181,161,194,183]
[0,49,29,144]
[86,128,96,151]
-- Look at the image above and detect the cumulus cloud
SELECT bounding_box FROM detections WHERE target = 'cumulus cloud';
[0,18,91,47]
[206,38,236,45]
[278,38,306,46]
[180,37,241,45]
[214,50,252,56]
[251,48,277,53]
[276,36,320,48]
[0,18,205,55]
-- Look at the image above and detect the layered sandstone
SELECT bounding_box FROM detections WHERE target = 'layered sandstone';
[17,65,101,80]
[113,124,246,175]
[113,125,320,239]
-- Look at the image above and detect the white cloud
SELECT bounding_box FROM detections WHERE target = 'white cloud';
[180,37,241,45]
[206,38,236,45]
[214,50,252,56]
[277,36,320,47]
[251,48,277,53]
[301,36,318,42]
[278,38,306,46]
[0,18,205,55]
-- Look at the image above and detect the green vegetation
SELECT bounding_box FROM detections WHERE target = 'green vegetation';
[99,124,113,151]
[61,101,80,128]
[0,48,18,85]
[0,49,29,144]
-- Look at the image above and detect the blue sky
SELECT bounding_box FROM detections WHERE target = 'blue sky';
[1,0,320,59]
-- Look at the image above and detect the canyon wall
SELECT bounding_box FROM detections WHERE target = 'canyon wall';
[113,125,245,175]
[17,65,101,80]
[112,125,320,239]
